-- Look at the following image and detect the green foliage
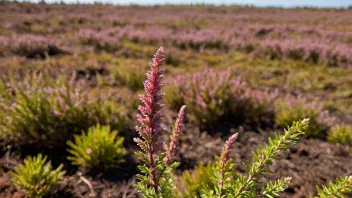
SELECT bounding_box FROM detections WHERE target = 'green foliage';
[0,73,126,146]
[327,125,352,146]
[275,98,331,138]
[111,63,147,91]
[10,154,65,198]
[164,84,186,112]
[261,177,291,198]
[202,119,309,198]
[209,158,236,197]
[315,176,352,198]
[67,124,126,170]
[134,153,180,198]
[176,162,216,198]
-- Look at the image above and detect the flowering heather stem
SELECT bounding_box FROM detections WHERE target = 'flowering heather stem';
[165,105,186,165]
[234,118,310,197]
[218,133,238,196]
[134,47,165,194]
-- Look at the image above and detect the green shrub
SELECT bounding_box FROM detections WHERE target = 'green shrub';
[10,154,65,198]
[111,63,147,91]
[315,176,352,198]
[67,124,126,170]
[275,97,333,139]
[175,162,216,198]
[0,73,126,147]
[164,84,186,112]
[327,125,352,145]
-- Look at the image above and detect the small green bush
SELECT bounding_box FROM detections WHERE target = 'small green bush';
[67,124,126,170]
[175,162,216,198]
[327,125,352,145]
[111,63,146,91]
[275,97,333,139]
[10,154,65,198]
[164,84,186,112]
[0,73,126,146]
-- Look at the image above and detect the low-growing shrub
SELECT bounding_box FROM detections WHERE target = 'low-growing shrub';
[327,125,352,145]
[111,63,146,91]
[78,29,121,52]
[0,36,10,57]
[250,39,352,67]
[11,34,65,58]
[166,69,276,130]
[10,154,65,198]
[67,124,126,170]
[133,47,352,197]
[175,162,216,198]
[0,73,126,147]
[275,96,334,139]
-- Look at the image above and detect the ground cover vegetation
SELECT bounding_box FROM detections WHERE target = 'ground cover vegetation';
[0,1,351,197]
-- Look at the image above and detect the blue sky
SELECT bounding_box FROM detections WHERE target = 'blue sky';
[20,0,352,8]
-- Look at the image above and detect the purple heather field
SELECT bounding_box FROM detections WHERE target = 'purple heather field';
[0,1,351,198]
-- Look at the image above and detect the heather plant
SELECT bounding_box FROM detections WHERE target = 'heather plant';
[67,124,125,170]
[256,39,352,67]
[111,63,146,91]
[327,125,352,146]
[134,47,187,196]
[166,70,276,130]
[175,162,216,198]
[0,73,125,146]
[275,97,333,139]
[79,29,121,52]
[10,154,65,198]
[315,176,352,198]
[0,36,10,57]
[199,119,310,197]
[10,34,64,58]
[135,47,315,197]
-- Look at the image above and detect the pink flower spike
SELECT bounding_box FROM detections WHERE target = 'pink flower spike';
[221,133,238,163]
[219,133,238,191]
[166,105,187,164]
[135,46,166,194]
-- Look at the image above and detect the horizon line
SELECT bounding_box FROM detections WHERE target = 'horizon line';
[4,0,352,9]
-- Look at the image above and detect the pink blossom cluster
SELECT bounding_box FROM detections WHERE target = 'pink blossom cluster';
[135,47,166,153]
[218,133,238,190]
[0,36,10,56]
[134,47,187,193]
[78,29,122,51]
[4,74,88,117]
[281,95,336,128]
[3,4,352,66]
[134,47,166,192]
[75,23,352,66]
[10,34,64,58]
[165,105,186,164]
[169,69,277,128]
[254,38,352,66]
